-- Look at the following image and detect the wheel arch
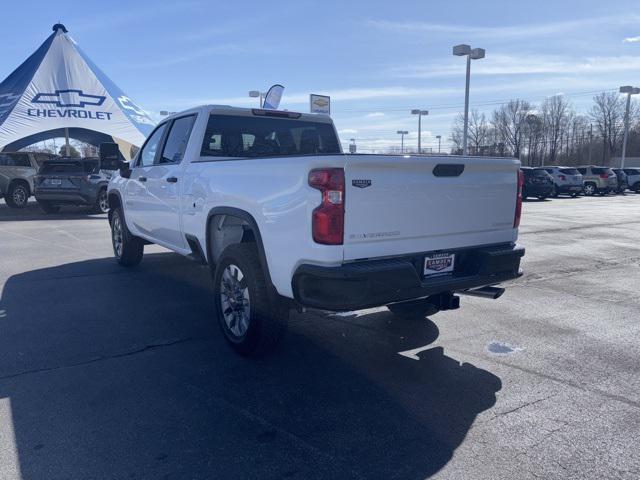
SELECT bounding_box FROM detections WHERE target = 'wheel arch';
[205,207,274,291]
[9,177,31,196]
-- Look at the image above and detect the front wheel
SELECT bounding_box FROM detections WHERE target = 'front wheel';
[6,182,29,208]
[387,298,440,320]
[552,185,559,197]
[110,207,144,266]
[213,243,288,356]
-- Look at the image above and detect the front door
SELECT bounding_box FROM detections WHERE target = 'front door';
[140,115,197,249]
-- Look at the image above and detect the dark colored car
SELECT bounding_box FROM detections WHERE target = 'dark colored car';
[612,169,629,194]
[34,158,111,214]
[521,167,554,200]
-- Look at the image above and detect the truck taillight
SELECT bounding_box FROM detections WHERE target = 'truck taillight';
[309,168,344,245]
[559,174,566,181]
[514,170,524,228]
[600,173,609,179]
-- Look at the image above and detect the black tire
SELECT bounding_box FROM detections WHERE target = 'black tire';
[538,196,547,201]
[92,188,109,214]
[571,192,578,198]
[552,185,559,197]
[213,243,288,356]
[583,183,596,196]
[37,200,61,214]
[110,207,144,266]
[5,182,29,208]
[387,298,440,320]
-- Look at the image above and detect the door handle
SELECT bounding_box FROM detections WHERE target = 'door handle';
[166,176,178,183]
[138,176,147,182]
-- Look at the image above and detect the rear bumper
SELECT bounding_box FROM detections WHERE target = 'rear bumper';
[557,185,583,193]
[34,189,95,205]
[524,184,553,197]
[292,243,525,311]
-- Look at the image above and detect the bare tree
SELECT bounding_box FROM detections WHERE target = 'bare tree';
[492,99,532,158]
[590,92,625,163]
[540,95,572,164]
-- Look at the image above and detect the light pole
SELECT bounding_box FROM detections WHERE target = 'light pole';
[411,109,428,153]
[397,130,408,154]
[249,90,264,108]
[453,44,485,156]
[436,135,442,154]
[620,86,640,169]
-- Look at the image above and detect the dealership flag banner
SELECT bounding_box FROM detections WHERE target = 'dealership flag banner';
[0,24,154,156]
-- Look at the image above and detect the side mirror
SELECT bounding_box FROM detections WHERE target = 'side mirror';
[99,142,122,171]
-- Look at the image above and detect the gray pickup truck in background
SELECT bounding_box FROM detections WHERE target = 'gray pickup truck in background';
[0,152,56,208]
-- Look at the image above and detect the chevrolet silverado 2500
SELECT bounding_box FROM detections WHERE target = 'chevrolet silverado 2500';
[105,105,525,355]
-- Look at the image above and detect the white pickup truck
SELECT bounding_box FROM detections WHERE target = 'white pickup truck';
[104,105,524,355]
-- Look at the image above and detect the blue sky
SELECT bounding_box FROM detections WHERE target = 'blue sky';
[1,0,639,152]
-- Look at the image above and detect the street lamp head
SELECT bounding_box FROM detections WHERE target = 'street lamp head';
[620,86,634,94]
[436,135,441,139]
[453,44,471,56]
[411,109,420,114]
[634,87,640,95]
[470,48,485,60]
[397,130,408,135]
[248,90,260,97]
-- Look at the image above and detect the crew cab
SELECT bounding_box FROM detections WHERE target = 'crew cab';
[104,106,525,355]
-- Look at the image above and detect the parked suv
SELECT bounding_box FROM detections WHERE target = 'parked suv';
[34,158,111,214]
[0,152,56,208]
[612,169,629,194]
[576,166,617,195]
[623,168,640,192]
[521,167,554,200]
[535,166,583,197]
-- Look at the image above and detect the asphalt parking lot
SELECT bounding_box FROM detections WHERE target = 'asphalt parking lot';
[0,195,639,480]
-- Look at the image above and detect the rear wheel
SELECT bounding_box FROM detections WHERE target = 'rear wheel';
[387,298,440,320]
[92,188,109,214]
[583,183,596,196]
[37,200,60,214]
[110,207,144,266]
[5,182,29,208]
[552,185,559,197]
[213,243,288,356]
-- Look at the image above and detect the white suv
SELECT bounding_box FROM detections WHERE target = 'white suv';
[535,166,583,197]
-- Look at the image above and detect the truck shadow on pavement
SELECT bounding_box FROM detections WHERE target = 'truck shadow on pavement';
[0,253,501,480]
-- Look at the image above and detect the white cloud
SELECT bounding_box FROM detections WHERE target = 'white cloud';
[366,112,385,118]
[624,36,640,43]
[389,54,640,79]
[366,14,640,40]
[339,129,358,134]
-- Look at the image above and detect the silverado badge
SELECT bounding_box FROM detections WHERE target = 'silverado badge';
[352,179,372,188]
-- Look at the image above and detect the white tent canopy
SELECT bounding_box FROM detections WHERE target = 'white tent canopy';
[0,24,154,159]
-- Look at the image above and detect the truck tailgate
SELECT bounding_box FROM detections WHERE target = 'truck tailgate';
[343,155,519,261]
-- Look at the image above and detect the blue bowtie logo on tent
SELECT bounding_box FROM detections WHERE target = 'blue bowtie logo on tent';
[32,89,106,108]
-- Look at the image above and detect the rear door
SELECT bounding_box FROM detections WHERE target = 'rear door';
[342,155,519,261]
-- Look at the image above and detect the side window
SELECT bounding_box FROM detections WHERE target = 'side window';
[8,154,30,167]
[0,154,8,166]
[159,115,196,164]
[577,168,586,175]
[138,124,167,167]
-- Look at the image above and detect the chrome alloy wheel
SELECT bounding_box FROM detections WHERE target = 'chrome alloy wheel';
[220,264,251,338]
[584,183,596,195]
[112,213,124,258]
[13,185,27,206]
[98,190,109,213]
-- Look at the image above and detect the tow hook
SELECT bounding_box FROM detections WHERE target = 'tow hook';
[458,286,505,300]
